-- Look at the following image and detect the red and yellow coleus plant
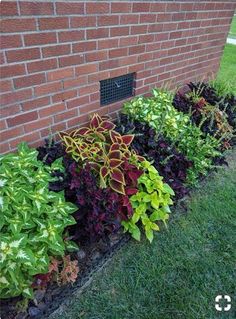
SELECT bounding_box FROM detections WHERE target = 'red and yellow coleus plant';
[59,114,144,195]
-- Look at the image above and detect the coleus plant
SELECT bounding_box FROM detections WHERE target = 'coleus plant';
[115,114,192,200]
[0,143,77,299]
[59,113,143,195]
[65,161,143,242]
[122,160,174,243]
[173,85,235,145]
[122,88,221,185]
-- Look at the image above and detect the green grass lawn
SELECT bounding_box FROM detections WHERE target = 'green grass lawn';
[217,44,236,95]
[50,154,236,319]
[229,16,236,38]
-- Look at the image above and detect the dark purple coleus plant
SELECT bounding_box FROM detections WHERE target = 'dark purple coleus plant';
[115,114,193,200]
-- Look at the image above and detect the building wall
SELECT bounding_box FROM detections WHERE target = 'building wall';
[1,0,235,153]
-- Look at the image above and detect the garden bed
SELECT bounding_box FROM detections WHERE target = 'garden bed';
[0,80,235,319]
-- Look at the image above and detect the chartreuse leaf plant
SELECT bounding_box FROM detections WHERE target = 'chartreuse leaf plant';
[122,160,174,243]
[123,88,221,185]
[0,143,77,299]
[59,113,144,195]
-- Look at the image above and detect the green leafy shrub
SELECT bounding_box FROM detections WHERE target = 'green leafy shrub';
[122,161,174,243]
[0,143,77,299]
[122,89,221,184]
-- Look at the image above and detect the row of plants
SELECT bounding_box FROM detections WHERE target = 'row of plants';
[0,81,235,317]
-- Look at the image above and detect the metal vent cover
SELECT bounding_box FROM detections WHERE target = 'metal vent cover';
[100,73,134,106]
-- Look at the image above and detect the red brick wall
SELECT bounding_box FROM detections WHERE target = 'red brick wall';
[1,1,235,153]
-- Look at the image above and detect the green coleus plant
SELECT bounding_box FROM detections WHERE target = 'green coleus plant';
[0,143,77,299]
[123,89,221,184]
[59,113,143,194]
[122,160,174,243]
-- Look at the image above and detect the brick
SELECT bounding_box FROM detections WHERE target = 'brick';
[63,76,88,89]
[175,39,187,47]
[130,25,148,35]
[0,104,21,118]
[47,68,74,82]
[166,3,180,12]
[0,120,7,131]
[1,127,24,141]
[56,3,84,14]
[156,13,172,22]
[80,101,100,114]
[6,48,40,63]
[67,96,90,109]
[0,35,22,49]
[0,18,36,33]
[54,109,78,123]
[59,30,85,42]
[20,2,54,15]
[86,2,109,14]
[0,52,5,65]
[138,52,153,62]
[86,51,108,62]
[98,39,119,49]
[109,48,128,59]
[0,80,13,93]
[71,16,96,28]
[22,96,50,111]
[170,31,183,39]
[133,3,150,13]
[146,42,161,52]
[41,121,67,138]
[90,92,100,102]
[99,59,119,71]
[27,58,57,73]
[42,44,71,58]
[111,2,131,13]
[129,45,145,55]
[39,17,69,30]
[120,15,139,25]
[110,67,128,78]
[7,111,38,127]
[139,34,155,44]
[98,15,120,26]
[73,41,97,53]
[128,63,145,73]
[172,13,186,21]
[88,71,109,83]
[59,54,84,67]
[52,89,77,103]
[118,55,138,67]
[148,24,163,33]
[14,73,46,89]
[120,36,138,47]
[9,132,40,149]
[79,84,99,96]
[0,142,9,154]
[75,63,98,76]
[0,64,25,78]
[140,14,157,23]
[87,28,109,39]
[180,3,194,12]
[150,3,166,12]
[110,27,130,37]
[67,114,89,128]
[185,12,198,20]
[24,32,57,46]
[1,1,18,16]
[163,23,177,32]
[39,103,65,118]
[1,88,32,106]
[34,82,62,97]
[24,117,53,133]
